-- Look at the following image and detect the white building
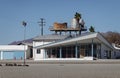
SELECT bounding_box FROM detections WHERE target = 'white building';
[112,43,120,59]
[0,45,28,60]
[32,32,118,60]
[0,32,120,60]
[33,34,69,60]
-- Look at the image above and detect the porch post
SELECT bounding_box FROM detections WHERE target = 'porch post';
[60,47,62,58]
[75,42,78,58]
[25,50,27,59]
[43,49,47,59]
[91,39,94,57]
[50,48,52,58]
[45,49,46,58]
[44,49,46,59]
[0,51,3,60]
[79,44,81,58]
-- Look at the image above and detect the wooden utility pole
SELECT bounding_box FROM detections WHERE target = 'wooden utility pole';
[38,18,45,36]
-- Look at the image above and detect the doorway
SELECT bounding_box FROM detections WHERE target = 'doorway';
[80,49,85,58]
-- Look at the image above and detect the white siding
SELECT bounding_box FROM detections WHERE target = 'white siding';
[115,50,120,58]
[33,41,51,60]
[0,45,28,60]
[101,44,114,59]
[0,45,28,51]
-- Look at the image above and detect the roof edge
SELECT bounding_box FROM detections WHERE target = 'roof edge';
[34,32,98,49]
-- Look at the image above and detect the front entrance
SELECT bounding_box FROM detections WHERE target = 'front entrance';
[45,44,100,59]
[80,49,85,58]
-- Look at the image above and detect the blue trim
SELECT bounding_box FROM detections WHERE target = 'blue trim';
[60,47,62,58]
[75,43,78,58]
[42,49,45,59]
[91,39,94,57]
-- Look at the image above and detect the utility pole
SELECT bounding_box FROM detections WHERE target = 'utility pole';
[38,18,45,36]
[22,21,27,65]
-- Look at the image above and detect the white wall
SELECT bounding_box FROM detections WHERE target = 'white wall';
[112,44,120,59]
[0,45,28,51]
[0,45,28,60]
[35,49,45,60]
[100,44,106,59]
[101,44,115,59]
[114,50,120,58]
[33,41,51,60]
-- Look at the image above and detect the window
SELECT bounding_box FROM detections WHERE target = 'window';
[37,49,41,54]
[104,50,107,57]
[114,51,116,56]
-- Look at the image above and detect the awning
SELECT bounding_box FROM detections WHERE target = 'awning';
[34,32,114,50]
[0,45,28,51]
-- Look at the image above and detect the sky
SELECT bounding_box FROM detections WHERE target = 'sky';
[0,0,120,44]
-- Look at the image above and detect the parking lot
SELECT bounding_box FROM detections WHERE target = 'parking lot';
[0,62,120,78]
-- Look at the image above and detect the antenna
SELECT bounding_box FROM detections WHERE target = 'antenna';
[38,18,45,36]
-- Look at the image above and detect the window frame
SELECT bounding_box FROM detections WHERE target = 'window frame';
[37,49,41,54]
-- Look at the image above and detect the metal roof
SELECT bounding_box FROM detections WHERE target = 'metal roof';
[33,34,70,41]
[9,38,33,46]
[34,32,114,50]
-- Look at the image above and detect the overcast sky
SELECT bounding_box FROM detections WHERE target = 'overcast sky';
[0,0,120,44]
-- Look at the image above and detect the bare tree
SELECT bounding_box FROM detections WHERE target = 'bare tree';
[102,31,120,46]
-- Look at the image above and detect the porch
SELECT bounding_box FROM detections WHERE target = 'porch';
[43,43,101,60]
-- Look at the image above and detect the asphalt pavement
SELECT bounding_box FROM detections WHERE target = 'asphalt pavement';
[0,62,120,78]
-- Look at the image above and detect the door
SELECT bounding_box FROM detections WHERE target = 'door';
[80,49,85,58]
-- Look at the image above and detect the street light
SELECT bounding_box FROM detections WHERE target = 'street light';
[22,21,27,65]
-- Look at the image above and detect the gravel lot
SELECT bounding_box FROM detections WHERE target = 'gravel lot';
[0,63,120,78]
